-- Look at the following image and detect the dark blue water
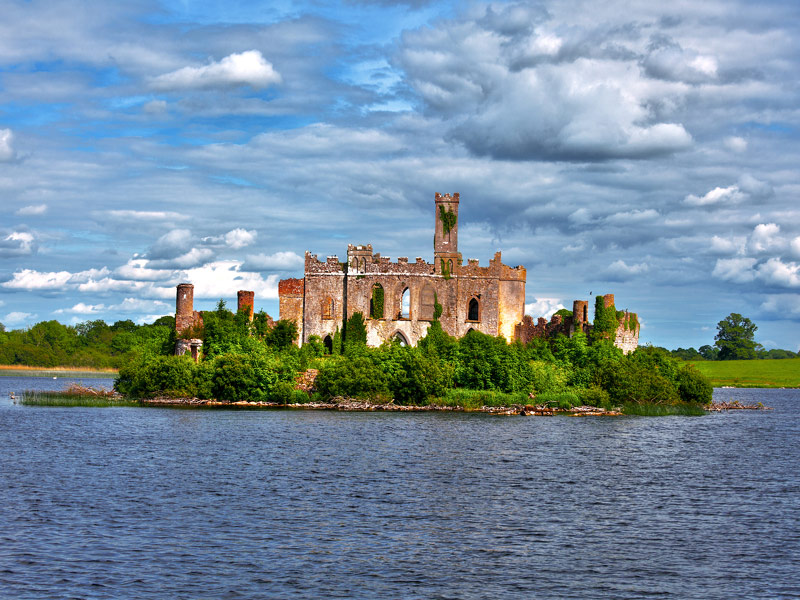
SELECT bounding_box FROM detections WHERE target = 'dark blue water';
[1,378,798,599]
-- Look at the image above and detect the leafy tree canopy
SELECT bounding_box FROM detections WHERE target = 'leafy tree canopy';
[715,313,759,360]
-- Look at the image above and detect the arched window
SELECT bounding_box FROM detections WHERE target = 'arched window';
[400,287,410,319]
[448,259,453,275]
[370,283,384,319]
[360,257,367,272]
[322,297,334,320]
[467,297,480,321]
[583,304,587,322]
[393,331,409,346]
[419,285,435,320]
[323,335,333,354]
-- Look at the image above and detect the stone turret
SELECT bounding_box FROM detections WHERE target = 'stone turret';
[237,290,255,321]
[573,300,588,324]
[176,283,195,332]
[434,192,462,275]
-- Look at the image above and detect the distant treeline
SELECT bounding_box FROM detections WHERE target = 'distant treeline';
[667,346,798,361]
[0,317,176,368]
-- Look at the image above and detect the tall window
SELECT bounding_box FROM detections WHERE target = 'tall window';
[419,285,435,320]
[370,283,384,319]
[468,297,479,321]
[400,287,410,319]
[322,297,334,320]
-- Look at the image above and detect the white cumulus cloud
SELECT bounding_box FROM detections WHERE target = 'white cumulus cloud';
[3,311,35,325]
[525,298,565,319]
[151,50,281,91]
[0,128,16,161]
[756,258,800,288]
[724,136,748,152]
[15,204,47,216]
[712,257,757,283]
[604,260,650,281]
[747,223,782,254]
[224,228,257,250]
[2,269,73,290]
[0,231,37,257]
[55,302,105,315]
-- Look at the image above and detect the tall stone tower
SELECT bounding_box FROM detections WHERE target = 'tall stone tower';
[176,283,195,332]
[237,290,255,320]
[434,192,462,275]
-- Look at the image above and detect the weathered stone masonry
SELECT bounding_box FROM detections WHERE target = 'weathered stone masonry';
[173,192,639,355]
[278,192,637,352]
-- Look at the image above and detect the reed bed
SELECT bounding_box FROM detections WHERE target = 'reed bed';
[19,384,140,407]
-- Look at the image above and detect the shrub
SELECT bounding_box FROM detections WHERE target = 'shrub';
[529,360,568,394]
[115,355,197,398]
[676,365,713,405]
[597,359,679,405]
[574,386,611,407]
[535,391,580,409]
[315,355,389,400]
[379,347,453,404]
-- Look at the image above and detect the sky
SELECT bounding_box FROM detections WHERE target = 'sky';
[1,0,799,351]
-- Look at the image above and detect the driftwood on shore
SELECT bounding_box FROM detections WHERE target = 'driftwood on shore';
[707,401,771,411]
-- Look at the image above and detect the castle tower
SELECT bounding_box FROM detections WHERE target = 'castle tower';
[603,294,615,308]
[573,300,588,324]
[279,278,305,346]
[434,192,461,275]
[176,283,195,332]
[237,290,255,321]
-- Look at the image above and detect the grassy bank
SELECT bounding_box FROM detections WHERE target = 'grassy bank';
[689,358,800,388]
[0,365,118,378]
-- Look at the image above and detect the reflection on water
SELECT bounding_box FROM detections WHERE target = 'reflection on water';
[0,380,798,599]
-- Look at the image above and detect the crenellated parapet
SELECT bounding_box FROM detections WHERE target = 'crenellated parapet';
[305,251,346,274]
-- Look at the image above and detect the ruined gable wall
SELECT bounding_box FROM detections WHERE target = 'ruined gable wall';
[344,252,441,346]
[332,248,523,345]
[614,312,640,354]
[278,278,304,345]
[302,253,345,343]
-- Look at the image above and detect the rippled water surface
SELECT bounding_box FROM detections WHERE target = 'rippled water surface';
[1,378,798,599]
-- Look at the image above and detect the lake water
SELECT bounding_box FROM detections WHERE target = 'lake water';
[1,377,798,599]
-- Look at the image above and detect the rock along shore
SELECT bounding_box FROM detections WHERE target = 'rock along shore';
[141,396,623,416]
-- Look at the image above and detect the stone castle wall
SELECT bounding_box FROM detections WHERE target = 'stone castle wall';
[515,294,639,353]
[275,193,638,352]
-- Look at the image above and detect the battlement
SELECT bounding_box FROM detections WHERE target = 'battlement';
[278,278,304,296]
[305,251,346,274]
[435,192,460,203]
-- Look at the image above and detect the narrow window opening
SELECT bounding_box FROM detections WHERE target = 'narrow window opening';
[400,287,410,319]
[468,298,479,321]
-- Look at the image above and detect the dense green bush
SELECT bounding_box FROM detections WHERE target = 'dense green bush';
[676,365,713,405]
[115,355,198,398]
[315,354,390,400]
[454,331,533,393]
[597,359,679,405]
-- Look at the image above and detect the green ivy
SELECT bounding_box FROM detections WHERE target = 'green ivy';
[441,259,451,280]
[592,296,619,342]
[370,285,384,319]
[433,292,443,321]
[439,205,457,235]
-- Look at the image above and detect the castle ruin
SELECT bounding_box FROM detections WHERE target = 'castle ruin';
[275,193,640,352]
[174,193,639,355]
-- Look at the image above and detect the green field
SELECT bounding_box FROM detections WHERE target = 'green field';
[689,358,800,388]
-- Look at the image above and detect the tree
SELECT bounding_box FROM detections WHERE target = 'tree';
[343,312,367,352]
[715,313,758,360]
